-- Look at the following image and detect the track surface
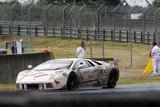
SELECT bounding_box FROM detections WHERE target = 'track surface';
[1,83,160,107]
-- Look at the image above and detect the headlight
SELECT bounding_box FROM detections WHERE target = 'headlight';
[16,73,26,82]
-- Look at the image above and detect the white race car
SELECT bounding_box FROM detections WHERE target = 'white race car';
[15,58,119,90]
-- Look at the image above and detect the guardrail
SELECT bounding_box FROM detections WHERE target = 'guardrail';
[0,25,155,44]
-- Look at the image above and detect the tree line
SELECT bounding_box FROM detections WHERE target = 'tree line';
[1,0,160,7]
[1,0,121,6]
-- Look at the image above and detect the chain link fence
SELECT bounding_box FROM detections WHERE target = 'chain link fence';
[0,2,159,42]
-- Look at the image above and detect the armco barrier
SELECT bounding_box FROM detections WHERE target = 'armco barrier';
[0,52,53,83]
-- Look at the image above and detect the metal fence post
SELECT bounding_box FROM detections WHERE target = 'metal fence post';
[134,31,136,43]
[69,5,76,39]
[89,34,93,59]
[141,32,143,43]
[45,4,53,37]
[142,7,150,44]
[103,29,105,41]
[62,3,70,38]
[29,4,34,36]
[94,29,97,41]
[86,29,89,40]
[147,32,150,44]
[53,27,55,37]
[154,7,160,44]
[0,26,2,35]
[128,7,134,67]
[29,4,34,53]
[26,26,28,35]
[119,30,121,42]
[111,30,113,41]
[35,26,37,36]
[79,3,86,40]
[97,3,105,40]
[126,31,129,42]
[9,25,11,35]
[18,25,20,35]
[11,4,16,35]
[101,32,105,59]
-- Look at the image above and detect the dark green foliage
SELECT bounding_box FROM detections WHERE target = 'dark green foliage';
[105,0,121,6]
[151,0,160,8]
[34,0,121,6]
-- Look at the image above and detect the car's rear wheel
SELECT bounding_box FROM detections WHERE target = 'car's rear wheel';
[67,72,78,90]
[107,70,119,88]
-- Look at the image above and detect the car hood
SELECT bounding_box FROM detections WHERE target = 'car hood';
[16,69,66,83]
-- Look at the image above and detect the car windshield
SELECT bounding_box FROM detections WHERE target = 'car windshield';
[33,60,73,71]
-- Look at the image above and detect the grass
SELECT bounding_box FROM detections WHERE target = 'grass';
[118,77,160,85]
[0,35,159,90]
[0,83,15,91]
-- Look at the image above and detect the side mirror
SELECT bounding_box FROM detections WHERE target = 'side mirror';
[28,65,32,69]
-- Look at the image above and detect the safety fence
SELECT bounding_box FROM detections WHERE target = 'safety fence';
[0,0,160,44]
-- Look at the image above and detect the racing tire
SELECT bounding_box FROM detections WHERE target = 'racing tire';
[107,70,119,88]
[67,72,78,90]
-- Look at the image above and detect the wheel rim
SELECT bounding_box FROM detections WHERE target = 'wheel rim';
[110,76,116,87]
[108,72,118,88]
[67,73,77,90]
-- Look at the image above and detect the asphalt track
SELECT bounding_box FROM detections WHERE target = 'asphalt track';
[1,83,160,107]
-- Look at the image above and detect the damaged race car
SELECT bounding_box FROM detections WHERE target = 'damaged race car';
[15,58,120,90]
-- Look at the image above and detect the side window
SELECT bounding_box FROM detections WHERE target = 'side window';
[72,60,90,70]
[86,60,95,66]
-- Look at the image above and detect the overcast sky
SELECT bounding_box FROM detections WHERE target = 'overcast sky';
[125,0,154,7]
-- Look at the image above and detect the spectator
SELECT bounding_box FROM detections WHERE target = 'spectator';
[19,39,25,53]
[11,41,17,54]
[151,41,160,74]
[76,41,86,59]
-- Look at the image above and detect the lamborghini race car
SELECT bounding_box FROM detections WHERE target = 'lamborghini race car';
[15,58,119,90]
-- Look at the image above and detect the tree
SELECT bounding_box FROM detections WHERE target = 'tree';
[105,0,121,6]
[10,0,19,4]
[35,0,121,5]
[151,0,160,7]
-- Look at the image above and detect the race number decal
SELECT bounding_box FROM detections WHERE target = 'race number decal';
[100,70,107,77]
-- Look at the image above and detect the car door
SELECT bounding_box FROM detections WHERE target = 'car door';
[72,60,90,83]
[85,60,99,81]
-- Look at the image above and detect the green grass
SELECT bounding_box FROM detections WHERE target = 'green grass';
[0,84,15,91]
[118,77,160,85]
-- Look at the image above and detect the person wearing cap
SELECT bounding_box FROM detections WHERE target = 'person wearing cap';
[76,41,86,59]
[151,42,160,74]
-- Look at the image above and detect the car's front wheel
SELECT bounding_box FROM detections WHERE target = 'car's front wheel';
[67,72,78,90]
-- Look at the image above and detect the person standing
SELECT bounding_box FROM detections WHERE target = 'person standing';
[76,41,86,59]
[19,39,25,53]
[151,42,160,74]
[11,41,17,54]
